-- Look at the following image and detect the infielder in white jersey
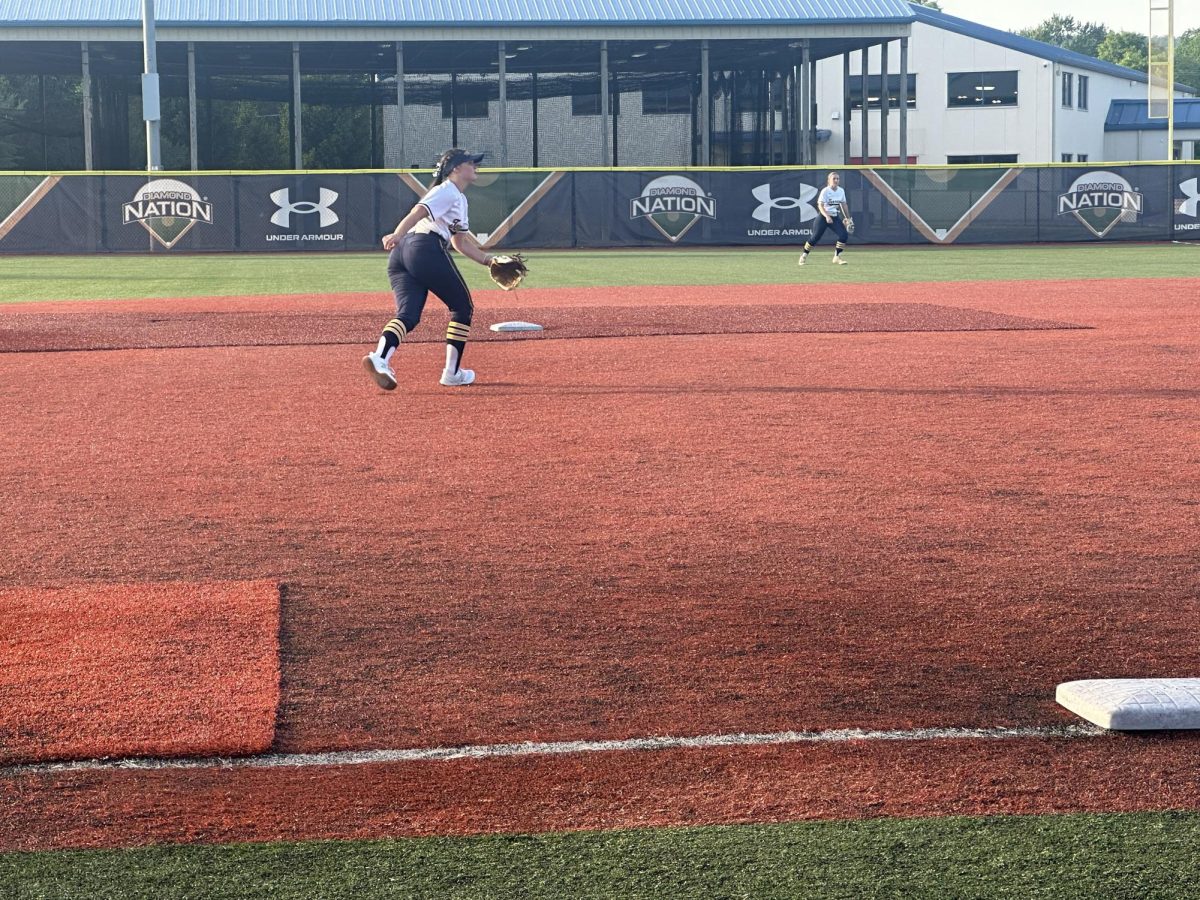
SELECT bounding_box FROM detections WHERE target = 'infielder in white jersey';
[363,148,504,390]
[799,171,850,266]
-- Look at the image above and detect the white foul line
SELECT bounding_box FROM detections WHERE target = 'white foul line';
[1,724,1105,777]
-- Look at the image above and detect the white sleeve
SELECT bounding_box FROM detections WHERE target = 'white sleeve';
[419,184,456,221]
[449,193,469,233]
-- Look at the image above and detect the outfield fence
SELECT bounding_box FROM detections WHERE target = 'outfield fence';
[1,163,1198,253]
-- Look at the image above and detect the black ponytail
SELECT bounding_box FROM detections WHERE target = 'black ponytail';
[433,148,464,185]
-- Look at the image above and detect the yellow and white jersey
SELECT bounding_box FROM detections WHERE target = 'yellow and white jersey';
[412,181,470,241]
[818,186,847,216]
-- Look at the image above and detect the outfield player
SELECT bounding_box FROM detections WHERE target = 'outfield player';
[363,148,498,390]
[799,171,850,266]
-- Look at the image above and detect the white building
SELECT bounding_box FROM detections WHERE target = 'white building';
[815,3,1196,165]
[1104,99,1200,161]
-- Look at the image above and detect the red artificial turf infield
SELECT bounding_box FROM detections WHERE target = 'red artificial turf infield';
[0,277,1198,849]
[3,735,1200,851]
[0,296,1083,352]
[0,581,281,765]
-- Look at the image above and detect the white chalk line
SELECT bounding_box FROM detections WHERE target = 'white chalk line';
[2,723,1105,777]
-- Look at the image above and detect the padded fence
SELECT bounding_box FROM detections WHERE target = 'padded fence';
[0,164,1197,253]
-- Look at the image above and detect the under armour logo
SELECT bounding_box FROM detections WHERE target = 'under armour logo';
[1179,178,1200,217]
[270,188,339,228]
[751,183,819,224]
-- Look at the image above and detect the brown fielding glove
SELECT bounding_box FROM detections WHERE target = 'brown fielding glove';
[844,216,855,235]
[488,254,528,291]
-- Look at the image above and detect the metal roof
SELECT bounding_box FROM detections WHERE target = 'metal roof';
[1105,98,1200,131]
[0,0,916,26]
[909,3,1191,89]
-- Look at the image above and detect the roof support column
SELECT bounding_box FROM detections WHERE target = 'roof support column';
[765,73,775,164]
[899,37,908,163]
[842,51,851,165]
[781,69,791,164]
[793,63,801,165]
[187,41,197,170]
[700,39,711,166]
[800,42,811,165]
[859,45,869,164]
[880,40,889,164]
[292,42,302,168]
[498,42,508,166]
[395,42,405,168]
[808,53,817,165]
[531,70,539,166]
[600,40,610,167]
[81,41,93,171]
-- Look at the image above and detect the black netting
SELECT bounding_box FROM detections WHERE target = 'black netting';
[385,73,453,169]
[2,38,837,170]
[0,74,86,169]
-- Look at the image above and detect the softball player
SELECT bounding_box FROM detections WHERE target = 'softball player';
[363,148,497,390]
[799,171,850,266]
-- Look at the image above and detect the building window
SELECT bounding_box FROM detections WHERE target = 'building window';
[849,74,918,110]
[1078,75,1089,110]
[1077,154,1088,162]
[946,154,1019,164]
[947,71,1018,107]
[1062,71,1074,108]
[441,84,489,119]
[1061,153,1073,162]
[642,78,692,115]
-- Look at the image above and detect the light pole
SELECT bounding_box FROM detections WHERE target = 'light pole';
[142,0,163,170]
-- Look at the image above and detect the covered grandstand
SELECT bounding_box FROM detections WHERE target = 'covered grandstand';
[0,0,915,170]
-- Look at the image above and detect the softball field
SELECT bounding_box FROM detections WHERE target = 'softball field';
[1,245,1198,898]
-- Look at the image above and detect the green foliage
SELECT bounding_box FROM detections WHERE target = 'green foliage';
[1176,28,1200,91]
[300,75,382,169]
[0,74,85,170]
[2,812,1200,900]
[1018,14,1108,59]
[0,79,25,168]
[1022,16,1200,89]
[205,101,291,170]
[911,0,942,8]
[159,96,194,170]
[1096,31,1149,70]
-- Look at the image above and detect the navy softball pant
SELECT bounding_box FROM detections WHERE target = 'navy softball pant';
[809,216,849,245]
[387,233,474,333]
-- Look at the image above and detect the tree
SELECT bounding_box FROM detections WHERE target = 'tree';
[204,100,290,169]
[1176,28,1200,92]
[0,78,25,168]
[1096,31,1148,71]
[1019,15,1108,59]
[912,0,942,9]
[0,74,86,169]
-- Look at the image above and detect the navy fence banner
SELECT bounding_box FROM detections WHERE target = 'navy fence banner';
[1,165,1197,254]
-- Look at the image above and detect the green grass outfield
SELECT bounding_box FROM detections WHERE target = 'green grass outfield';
[3,813,1199,899]
[1,244,1196,304]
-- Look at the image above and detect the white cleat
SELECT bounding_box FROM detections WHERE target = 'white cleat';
[797,255,807,266]
[833,256,848,265]
[439,368,476,387]
[362,353,397,391]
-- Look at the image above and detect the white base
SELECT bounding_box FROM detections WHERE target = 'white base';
[490,321,543,333]
[1056,678,1200,730]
